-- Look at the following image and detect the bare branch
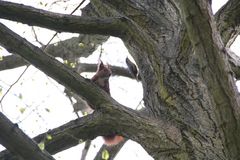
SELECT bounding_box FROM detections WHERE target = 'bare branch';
[0,112,55,160]
[0,109,181,160]
[0,112,107,159]
[0,112,120,159]
[0,34,108,71]
[80,140,91,160]
[0,1,127,37]
[215,0,240,47]
[0,66,29,111]
[0,22,109,110]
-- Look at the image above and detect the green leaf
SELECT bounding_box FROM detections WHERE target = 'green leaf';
[38,141,45,150]
[46,134,52,140]
[102,149,110,160]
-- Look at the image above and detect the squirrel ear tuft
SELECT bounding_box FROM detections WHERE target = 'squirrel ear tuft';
[97,59,104,71]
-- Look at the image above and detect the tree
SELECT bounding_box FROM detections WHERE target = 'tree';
[0,0,239,159]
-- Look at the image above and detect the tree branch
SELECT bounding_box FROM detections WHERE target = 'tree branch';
[0,22,183,158]
[80,140,91,160]
[0,22,109,110]
[0,1,128,37]
[176,0,240,158]
[0,112,110,160]
[0,112,55,160]
[0,109,181,160]
[215,0,240,47]
[0,2,109,71]
[227,49,240,80]
[177,0,240,80]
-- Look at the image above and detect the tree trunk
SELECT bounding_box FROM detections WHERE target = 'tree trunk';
[90,0,240,159]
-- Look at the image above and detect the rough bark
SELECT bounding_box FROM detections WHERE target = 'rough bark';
[0,0,240,160]
[175,1,240,159]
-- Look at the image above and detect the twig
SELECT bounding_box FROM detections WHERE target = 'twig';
[0,66,29,111]
[43,0,87,51]
[80,140,91,160]
[31,27,45,46]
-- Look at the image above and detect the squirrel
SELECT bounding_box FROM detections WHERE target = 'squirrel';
[91,60,124,146]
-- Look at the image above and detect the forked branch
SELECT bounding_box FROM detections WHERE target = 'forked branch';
[215,0,240,46]
[0,22,183,158]
[0,112,55,160]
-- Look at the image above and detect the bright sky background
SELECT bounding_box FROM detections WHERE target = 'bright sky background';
[0,0,238,160]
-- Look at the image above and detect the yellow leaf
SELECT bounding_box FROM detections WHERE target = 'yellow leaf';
[78,43,84,48]
[19,107,26,114]
[102,149,110,160]
[38,141,45,150]
[69,62,76,68]
[46,134,52,140]
[63,60,68,64]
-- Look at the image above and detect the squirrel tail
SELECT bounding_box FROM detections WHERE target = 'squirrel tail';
[103,135,124,146]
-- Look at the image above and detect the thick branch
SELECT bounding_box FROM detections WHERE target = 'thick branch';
[0,22,110,110]
[215,0,240,80]
[0,2,109,71]
[0,22,183,158]
[176,0,240,159]
[216,0,240,47]
[227,49,240,79]
[178,0,240,80]
[0,1,127,37]
[0,112,55,160]
[0,112,110,160]
[0,109,181,160]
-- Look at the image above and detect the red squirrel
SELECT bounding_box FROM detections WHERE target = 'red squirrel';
[91,60,124,146]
